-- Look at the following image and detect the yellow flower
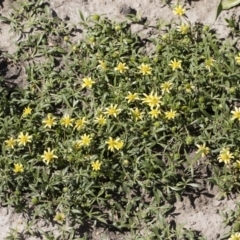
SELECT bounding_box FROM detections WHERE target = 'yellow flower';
[78,134,92,147]
[17,132,32,146]
[169,59,182,70]
[235,160,240,169]
[92,160,102,171]
[205,57,215,71]
[185,83,195,93]
[218,147,234,164]
[125,92,139,103]
[196,143,210,158]
[82,77,95,89]
[114,62,129,73]
[235,54,240,64]
[149,108,161,119]
[105,137,123,151]
[41,148,58,165]
[13,163,24,173]
[42,114,57,128]
[165,109,177,120]
[97,60,107,70]
[114,138,124,150]
[142,91,162,109]
[54,212,65,224]
[177,24,189,34]
[137,63,152,75]
[5,137,16,149]
[231,107,240,121]
[130,108,144,121]
[96,108,104,116]
[22,106,32,117]
[60,114,74,128]
[75,117,87,130]
[105,137,116,152]
[94,114,107,126]
[229,232,240,240]
[104,104,121,117]
[161,81,173,94]
[74,141,81,150]
[173,5,186,16]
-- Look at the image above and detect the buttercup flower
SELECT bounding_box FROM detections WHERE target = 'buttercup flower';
[137,63,152,75]
[235,54,240,64]
[22,106,32,117]
[196,143,210,158]
[104,104,121,117]
[82,77,95,89]
[218,147,234,164]
[125,92,139,103]
[94,114,107,126]
[173,5,186,16]
[177,24,189,34]
[96,108,104,115]
[142,91,162,109]
[60,114,74,128]
[130,108,144,121]
[235,160,240,169]
[229,232,240,240]
[13,163,24,173]
[205,57,215,71]
[231,107,240,121]
[114,62,129,73]
[105,137,124,151]
[5,137,16,149]
[54,212,65,224]
[75,117,87,130]
[169,59,182,70]
[78,134,92,147]
[42,114,57,128]
[185,83,195,93]
[92,160,102,171]
[41,148,58,165]
[105,137,116,152]
[149,108,161,119]
[17,132,32,146]
[114,138,124,150]
[165,109,177,120]
[97,60,107,70]
[74,141,81,150]
[161,81,173,94]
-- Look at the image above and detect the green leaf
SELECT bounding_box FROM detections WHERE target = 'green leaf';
[79,10,85,22]
[200,108,212,119]
[216,0,223,20]
[1,142,6,156]
[37,34,45,46]
[222,0,240,9]
[169,186,183,191]
[187,183,201,189]
[71,209,81,214]
[0,16,11,23]
[95,216,108,224]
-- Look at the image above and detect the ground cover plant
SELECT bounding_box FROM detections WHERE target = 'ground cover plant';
[1,0,240,239]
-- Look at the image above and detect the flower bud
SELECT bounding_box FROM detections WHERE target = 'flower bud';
[64,36,69,42]
[123,160,129,166]
[92,14,100,21]
[115,25,121,31]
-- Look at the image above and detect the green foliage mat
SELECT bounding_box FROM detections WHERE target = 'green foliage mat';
[1,0,240,239]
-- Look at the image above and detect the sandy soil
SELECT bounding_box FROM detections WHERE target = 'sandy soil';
[1,0,240,239]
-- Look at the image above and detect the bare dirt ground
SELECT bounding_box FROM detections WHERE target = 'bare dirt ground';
[1,0,240,239]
